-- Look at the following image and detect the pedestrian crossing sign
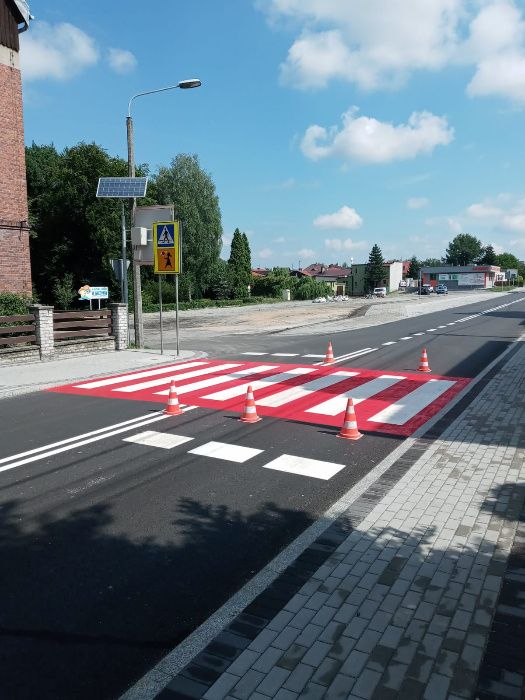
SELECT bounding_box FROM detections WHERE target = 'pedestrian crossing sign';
[153,221,180,274]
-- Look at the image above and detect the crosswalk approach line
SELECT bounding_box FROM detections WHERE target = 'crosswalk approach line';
[202,367,317,401]
[369,378,456,425]
[257,371,359,408]
[73,362,208,389]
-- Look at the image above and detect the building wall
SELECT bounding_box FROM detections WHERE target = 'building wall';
[0,10,32,297]
[387,262,403,291]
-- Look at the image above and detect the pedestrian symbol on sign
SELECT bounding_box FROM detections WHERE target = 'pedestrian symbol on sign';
[158,225,174,246]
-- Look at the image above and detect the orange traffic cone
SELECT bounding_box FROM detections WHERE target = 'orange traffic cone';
[324,341,335,364]
[164,380,183,415]
[418,347,432,373]
[337,398,363,440]
[239,385,262,423]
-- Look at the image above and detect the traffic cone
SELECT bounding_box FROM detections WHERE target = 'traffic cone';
[337,398,363,440]
[418,347,432,373]
[324,341,335,364]
[164,380,183,415]
[239,385,262,423]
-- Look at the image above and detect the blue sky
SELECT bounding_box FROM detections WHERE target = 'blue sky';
[20,0,525,268]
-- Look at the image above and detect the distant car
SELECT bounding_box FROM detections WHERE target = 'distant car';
[421,284,434,295]
[373,287,387,298]
[312,296,326,303]
[436,284,448,294]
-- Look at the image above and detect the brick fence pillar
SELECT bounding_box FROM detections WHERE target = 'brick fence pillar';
[29,305,54,359]
[109,303,128,350]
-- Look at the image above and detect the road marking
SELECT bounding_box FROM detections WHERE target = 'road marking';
[426,328,437,332]
[114,364,242,393]
[241,352,267,356]
[400,336,412,340]
[369,379,456,425]
[73,362,208,389]
[0,412,166,467]
[257,371,358,408]
[302,354,326,358]
[437,325,447,328]
[382,341,397,346]
[413,332,425,336]
[262,454,346,480]
[123,431,194,449]
[306,375,405,416]
[154,365,279,396]
[270,353,299,357]
[316,347,378,366]
[446,322,456,326]
[188,441,263,463]
[202,367,316,401]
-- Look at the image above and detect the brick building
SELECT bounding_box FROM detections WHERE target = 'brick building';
[0,0,32,296]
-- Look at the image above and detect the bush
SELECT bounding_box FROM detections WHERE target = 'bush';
[0,292,31,317]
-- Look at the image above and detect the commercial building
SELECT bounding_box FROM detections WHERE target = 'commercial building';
[0,0,32,296]
[421,265,500,290]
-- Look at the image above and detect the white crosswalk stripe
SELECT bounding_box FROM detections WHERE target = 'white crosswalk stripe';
[257,371,358,408]
[202,367,317,401]
[369,378,456,425]
[114,363,242,393]
[73,361,208,389]
[306,375,405,416]
[154,365,279,396]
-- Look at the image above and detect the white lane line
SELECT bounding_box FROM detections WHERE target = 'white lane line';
[413,332,425,336]
[154,365,279,397]
[0,413,172,474]
[123,431,194,449]
[315,347,378,366]
[446,322,456,326]
[241,352,267,356]
[382,341,397,346]
[400,336,413,340]
[437,325,447,329]
[426,328,437,332]
[0,412,164,467]
[114,364,242,393]
[202,367,317,401]
[306,375,405,416]
[257,371,358,408]
[302,354,325,358]
[262,454,345,480]
[73,362,208,389]
[270,353,299,357]
[188,441,263,463]
[369,379,456,425]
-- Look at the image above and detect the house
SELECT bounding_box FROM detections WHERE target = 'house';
[345,261,403,296]
[420,265,500,289]
[302,263,350,296]
[251,267,271,277]
[0,0,32,295]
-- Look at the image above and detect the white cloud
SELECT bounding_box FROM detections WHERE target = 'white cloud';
[466,203,503,218]
[407,197,430,209]
[222,236,231,246]
[108,48,137,74]
[503,214,525,232]
[20,22,99,81]
[261,0,525,104]
[325,238,368,251]
[273,237,286,243]
[313,205,363,230]
[301,109,454,163]
[258,248,273,259]
[298,248,316,258]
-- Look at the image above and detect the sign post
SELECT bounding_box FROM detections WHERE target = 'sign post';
[153,221,181,355]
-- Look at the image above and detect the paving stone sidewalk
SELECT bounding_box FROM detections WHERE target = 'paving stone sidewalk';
[153,342,525,700]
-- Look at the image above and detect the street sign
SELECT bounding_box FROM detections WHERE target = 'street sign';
[78,285,109,300]
[153,221,180,274]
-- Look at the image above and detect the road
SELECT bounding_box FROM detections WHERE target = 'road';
[0,294,523,700]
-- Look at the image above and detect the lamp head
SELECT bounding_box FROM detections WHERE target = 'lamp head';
[178,79,202,89]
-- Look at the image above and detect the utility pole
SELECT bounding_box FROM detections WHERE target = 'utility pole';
[126,113,144,348]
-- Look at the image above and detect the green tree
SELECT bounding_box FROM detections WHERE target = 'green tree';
[151,154,223,300]
[407,256,421,279]
[52,272,76,309]
[496,252,521,270]
[445,233,483,266]
[479,244,497,265]
[365,244,385,290]
[228,228,252,297]
[26,141,128,303]
[421,258,443,267]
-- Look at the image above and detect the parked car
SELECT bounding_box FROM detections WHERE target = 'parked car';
[421,284,434,295]
[373,287,387,297]
[436,284,448,294]
[312,296,326,303]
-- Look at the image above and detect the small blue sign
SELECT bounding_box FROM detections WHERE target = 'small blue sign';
[156,223,175,247]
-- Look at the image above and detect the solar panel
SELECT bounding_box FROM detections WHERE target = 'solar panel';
[96,177,148,198]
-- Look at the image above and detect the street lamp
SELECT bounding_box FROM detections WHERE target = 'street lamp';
[350,257,354,296]
[126,78,201,347]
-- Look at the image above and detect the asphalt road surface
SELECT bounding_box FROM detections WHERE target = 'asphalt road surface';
[0,294,523,700]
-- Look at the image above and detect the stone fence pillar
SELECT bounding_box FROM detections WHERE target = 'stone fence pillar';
[29,305,54,359]
[109,303,128,350]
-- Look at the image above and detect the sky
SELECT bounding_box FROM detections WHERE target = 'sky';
[19,0,525,268]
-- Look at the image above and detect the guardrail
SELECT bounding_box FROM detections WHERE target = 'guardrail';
[0,313,36,347]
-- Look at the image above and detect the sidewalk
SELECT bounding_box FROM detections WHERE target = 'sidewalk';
[0,349,203,399]
[126,341,525,700]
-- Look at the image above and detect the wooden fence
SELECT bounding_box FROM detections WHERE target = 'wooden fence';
[0,313,36,347]
[53,310,112,341]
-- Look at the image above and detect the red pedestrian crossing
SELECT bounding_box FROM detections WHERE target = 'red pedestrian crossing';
[47,360,470,436]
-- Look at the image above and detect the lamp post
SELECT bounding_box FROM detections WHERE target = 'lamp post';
[350,257,354,297]
[126,78,201,348]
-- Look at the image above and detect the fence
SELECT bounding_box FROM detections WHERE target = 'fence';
[0,304,127,362]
